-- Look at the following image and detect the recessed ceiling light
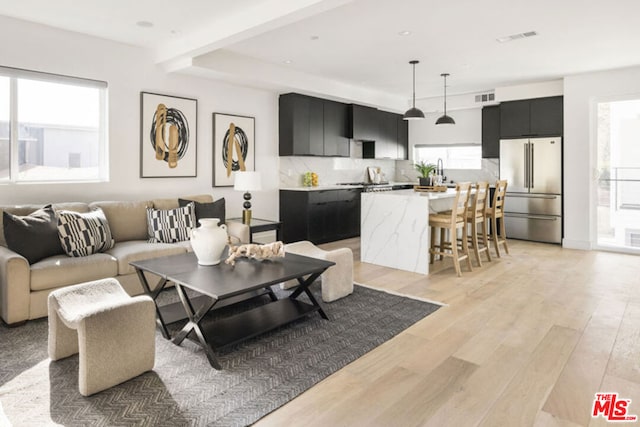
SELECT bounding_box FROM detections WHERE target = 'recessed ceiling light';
[398,30,412,36]
[496,30,538,43]
[136,21,154,28]
[310,35,320,41]
[283,60,292,64]
[170,29,182,36]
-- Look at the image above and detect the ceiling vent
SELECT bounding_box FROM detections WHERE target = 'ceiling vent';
[475,93,495,103]
[496,31,538,43]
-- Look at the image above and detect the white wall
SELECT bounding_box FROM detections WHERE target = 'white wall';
[408,108,482,151]
[495,80,563,102]
[563,65,640,249]
[0,16,280,221]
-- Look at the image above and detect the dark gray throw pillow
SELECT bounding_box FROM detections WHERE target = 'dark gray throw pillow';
[3,205,65,264]
[179,198,226,225]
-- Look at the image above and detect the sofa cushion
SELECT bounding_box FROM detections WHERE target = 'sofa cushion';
[30,253,118,292]
[89,200,153,242]
[0,202,89,248]
[146,203,196,243]
[3,205,65,264]
[152,194,213,211]
[106,240,189,275]
[179,197,226,225]
[57,208,115,257]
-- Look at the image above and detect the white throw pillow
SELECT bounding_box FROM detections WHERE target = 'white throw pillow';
[146,202,195,243]
[57,208,115,257]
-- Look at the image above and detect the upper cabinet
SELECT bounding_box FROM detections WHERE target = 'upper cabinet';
[279,93,407,159]
[376,110,399,159]
[350,105,407,160]
[397,115,409,160]
[323,100,350,157]
[481,105,500,158]
[500,96,563,138]
[279,93,349,157]
[529,96,563,136]
[349,104,379,141]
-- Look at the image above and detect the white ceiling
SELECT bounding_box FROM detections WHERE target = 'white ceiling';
[3,0,640,110]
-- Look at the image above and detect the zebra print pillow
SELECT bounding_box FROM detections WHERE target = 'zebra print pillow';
[57,208,115,257]
[146,202,195,243]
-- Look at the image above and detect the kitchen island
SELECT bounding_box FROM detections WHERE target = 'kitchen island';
[360,189,457,274]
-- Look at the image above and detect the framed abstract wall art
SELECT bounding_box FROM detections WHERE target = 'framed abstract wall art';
[212,113,255,187]
[140,92,197,178]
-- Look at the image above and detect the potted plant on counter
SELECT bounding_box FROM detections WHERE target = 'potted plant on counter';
[413,161,436,186]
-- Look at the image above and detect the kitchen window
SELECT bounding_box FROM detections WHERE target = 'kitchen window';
[0,66,108,183]
[413,144,482,169]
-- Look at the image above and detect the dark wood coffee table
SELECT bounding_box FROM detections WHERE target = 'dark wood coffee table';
[131,250,335,369]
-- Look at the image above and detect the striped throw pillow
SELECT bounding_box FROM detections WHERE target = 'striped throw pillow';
[57,208,115,257]
[146,202,195,243]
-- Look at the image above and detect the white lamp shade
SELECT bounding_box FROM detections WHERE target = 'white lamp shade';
[234,171,262,192]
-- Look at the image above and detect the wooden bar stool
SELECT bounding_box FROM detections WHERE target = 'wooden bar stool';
[486,179,509,257]
[466,181,492,266]
[429,182,473,277]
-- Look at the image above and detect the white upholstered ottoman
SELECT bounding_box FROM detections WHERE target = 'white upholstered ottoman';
[284,241,354,302]
[48,278,155,396]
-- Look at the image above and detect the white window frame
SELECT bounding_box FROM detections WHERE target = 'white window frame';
[0,66,108,184]
[413,143,482,170]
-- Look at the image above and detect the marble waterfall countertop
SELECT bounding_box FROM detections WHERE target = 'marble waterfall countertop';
[360,189,457,275]
[280,181,416,191]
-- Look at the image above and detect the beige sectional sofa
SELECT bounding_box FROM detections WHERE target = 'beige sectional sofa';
[0,194,249,326]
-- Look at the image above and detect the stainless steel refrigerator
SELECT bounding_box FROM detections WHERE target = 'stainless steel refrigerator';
[499,137,562,244]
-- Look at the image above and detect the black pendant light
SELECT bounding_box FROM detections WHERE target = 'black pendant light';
[403,60,425,120]
[435,73,455,125]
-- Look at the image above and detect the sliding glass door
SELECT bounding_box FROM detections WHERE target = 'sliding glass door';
[596,98,640,252]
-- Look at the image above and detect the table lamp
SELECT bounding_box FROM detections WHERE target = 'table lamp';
[234,171,262,224]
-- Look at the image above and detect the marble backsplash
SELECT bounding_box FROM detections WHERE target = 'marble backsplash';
[280,156,500,188]
[279,156,396,187]
[393,158,500,184]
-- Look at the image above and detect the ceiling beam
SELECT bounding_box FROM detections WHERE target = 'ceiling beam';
[155,0,354,67]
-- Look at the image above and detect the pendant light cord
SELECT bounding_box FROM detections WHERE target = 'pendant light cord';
[443,74,447,114]
[412,63,416,108]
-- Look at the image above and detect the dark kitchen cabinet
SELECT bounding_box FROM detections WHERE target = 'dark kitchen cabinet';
[279,93,350,157]
[530,96,563,136]
[323,100,350,157]
[500,96,563,138]
[349,104,379,141]
[280,189,361,244]
[355,107,407,160]
[279,93,323,156]
[482,105,500,158]
[397,116,408,160]
[376,111,398,158]
[500,100,530,138]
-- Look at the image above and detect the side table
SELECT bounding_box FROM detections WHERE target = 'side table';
[227,218,282,243]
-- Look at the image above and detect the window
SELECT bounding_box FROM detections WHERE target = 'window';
[413,144,481,169]
[0,67,108,183]
[596,97,640,252]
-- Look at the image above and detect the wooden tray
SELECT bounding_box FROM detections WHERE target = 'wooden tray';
[414,185,448,192]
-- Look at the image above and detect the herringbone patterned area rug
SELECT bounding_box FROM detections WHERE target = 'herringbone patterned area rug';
[0,284,440,426]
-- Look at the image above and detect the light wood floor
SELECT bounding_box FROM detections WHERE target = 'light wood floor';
[256,238,640,427]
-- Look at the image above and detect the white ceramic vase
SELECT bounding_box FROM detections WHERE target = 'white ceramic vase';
[190,218,227,266]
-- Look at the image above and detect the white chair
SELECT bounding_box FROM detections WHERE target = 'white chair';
[48,278,155,396]
[283,241,354,302]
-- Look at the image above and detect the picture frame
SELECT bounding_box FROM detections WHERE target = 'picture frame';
[212,113,255,187]
[140,92,197,178]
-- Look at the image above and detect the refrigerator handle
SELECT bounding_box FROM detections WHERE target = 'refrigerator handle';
[524,144,529,188]
[530,144,534,188]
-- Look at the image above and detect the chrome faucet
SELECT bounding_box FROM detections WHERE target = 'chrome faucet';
[436,158,444,177]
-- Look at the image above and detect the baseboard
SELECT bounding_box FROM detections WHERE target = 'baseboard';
[562,239,592,250]
[354,282,448,307]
